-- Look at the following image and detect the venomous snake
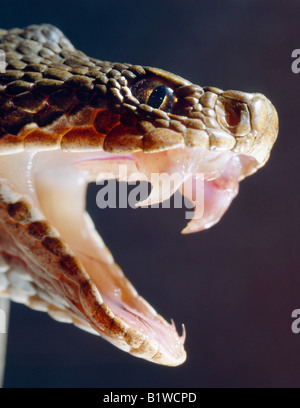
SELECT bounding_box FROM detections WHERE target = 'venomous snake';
[0,24,278,366]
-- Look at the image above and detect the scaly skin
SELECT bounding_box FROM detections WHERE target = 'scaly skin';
[0,24,278,366]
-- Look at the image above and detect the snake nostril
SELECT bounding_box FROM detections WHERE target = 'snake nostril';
[215,96,251,136]
[224,104,241,127]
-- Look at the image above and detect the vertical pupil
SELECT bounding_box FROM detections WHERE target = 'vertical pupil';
[148,85,167,108]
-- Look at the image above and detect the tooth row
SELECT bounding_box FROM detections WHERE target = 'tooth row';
[0,261,37,303]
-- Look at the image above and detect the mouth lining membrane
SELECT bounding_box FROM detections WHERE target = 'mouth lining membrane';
[0,145,257,363]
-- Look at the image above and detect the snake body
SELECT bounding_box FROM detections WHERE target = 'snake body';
[0,24,278,366]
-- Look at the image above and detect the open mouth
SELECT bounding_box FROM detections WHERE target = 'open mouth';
[0,23,279,367]
[0,145,258,365]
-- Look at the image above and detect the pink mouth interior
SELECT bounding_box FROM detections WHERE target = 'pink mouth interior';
[0,146,257,359]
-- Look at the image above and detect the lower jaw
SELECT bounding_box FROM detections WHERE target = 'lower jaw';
[0,146,257,365]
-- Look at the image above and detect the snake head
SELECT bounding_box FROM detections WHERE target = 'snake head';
[127,67,279,170]
[0,24,279,366]
[102,66,278,233]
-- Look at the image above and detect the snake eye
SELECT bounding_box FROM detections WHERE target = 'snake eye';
[131,79,174,112]
[147,85,174,110]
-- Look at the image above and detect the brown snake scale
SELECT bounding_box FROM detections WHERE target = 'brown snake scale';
[0,24,276,162]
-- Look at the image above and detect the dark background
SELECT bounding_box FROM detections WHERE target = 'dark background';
[1,0,300,388]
